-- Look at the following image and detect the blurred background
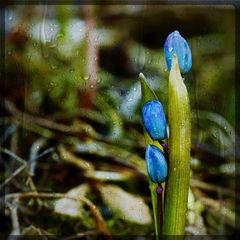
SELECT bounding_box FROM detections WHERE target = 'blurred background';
[1,4,238,238]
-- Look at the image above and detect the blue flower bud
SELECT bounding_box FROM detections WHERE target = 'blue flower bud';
[142,100,167,140]
[145,144,168,183]
[164,30,192,74]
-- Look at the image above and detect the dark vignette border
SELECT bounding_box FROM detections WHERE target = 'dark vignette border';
[0,0,239,238]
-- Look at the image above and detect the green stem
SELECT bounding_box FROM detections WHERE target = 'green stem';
[157,185,163,232]
[162,55,191,235]
[149,182,159,236]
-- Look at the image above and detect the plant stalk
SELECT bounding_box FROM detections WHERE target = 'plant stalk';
[162,55,191,235]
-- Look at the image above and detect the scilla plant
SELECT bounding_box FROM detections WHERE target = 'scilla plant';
[140,30,191,235]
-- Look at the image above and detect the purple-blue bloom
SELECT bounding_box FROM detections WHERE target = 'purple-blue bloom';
[164,30,192,74]
[145,144,168,183]
[142,100,167,140]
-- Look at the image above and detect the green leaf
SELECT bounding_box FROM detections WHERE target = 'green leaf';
[139,73,158,107]
[162,55,191,234]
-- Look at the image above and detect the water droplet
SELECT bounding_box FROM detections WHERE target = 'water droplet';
[133,87,137,91]
[49,43,57,48]
[7,50,12,56]
[8,15,13,21]
[90,84,94,89]
[51,65,57,70]
[173,167,176,171]
[82,75,90,81]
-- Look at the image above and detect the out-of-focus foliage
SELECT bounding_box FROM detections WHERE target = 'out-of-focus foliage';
[1,4,238,238]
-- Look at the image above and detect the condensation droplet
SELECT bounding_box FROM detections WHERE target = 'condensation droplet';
[82,75,90,81]
[8,15,13,21]
[51,65,57,70]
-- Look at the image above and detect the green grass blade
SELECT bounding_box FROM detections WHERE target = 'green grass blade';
[162,55,191,235]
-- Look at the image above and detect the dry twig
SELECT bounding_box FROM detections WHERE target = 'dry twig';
[4,192,111,238]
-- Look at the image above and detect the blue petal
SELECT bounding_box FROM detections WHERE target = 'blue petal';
[145,145,168,183]
[164,30,192,74]
[142,100,167,140]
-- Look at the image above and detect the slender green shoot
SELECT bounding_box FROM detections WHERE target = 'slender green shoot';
[162,55,191,235]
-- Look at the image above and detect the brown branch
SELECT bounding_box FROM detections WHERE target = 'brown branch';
[0,147,25,164]
[3,99,141,149]
[0,147,40,204]
[6,201,21,235]
[81,5,98,108]
[190,178,236,199]
[61,230,100,240]
[0,164,27,190]
[4,192,111,238]
[4,99,80,134]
